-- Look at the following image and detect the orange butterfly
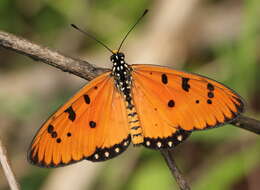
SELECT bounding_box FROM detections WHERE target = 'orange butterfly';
[28,10,244,167]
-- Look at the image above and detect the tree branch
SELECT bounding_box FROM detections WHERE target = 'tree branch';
[0,31,108,81]
[160,150,190,190]
[0,139,20,190]
[231,115,260,134]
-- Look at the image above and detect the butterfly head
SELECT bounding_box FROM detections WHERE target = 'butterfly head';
[110,51,125,63]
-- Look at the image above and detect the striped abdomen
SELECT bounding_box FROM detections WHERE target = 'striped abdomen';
[124,96,144,145]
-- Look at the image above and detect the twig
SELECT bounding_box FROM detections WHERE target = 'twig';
[0,31,108,81]
[231,115,260,134]
[0,138,20,190]
[1,31,260,190]
[160,150,190,190]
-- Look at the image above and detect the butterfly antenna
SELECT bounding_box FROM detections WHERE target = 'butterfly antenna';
[71,24,114,54]
[117,9,148,52]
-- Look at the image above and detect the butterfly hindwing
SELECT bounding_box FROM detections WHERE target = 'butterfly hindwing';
[28,72,130,167]
[131,64,244,149]
[131,80,191,149]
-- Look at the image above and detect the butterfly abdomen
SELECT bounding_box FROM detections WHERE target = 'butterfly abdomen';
[111,52,144,145]
[125,98,144,145]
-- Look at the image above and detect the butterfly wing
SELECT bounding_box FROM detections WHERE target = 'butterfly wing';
[28,72,130,167]
[131,64,244,149]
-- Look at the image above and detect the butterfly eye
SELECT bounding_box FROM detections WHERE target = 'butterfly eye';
[110,54,116,62]
[118,52,125,59]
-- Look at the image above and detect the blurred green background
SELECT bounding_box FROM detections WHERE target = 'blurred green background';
[0,0,260,190]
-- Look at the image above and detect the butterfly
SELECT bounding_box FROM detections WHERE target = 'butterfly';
[28,10,244,167]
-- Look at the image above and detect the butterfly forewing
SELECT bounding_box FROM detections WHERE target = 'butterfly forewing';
[28,72,130,167]
[131,64,244,149]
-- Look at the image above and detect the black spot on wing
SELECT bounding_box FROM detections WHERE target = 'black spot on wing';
[47,125,54,133]
[65,106,76,121]
[84,94,91,104]
[67,132,72,137]
[182,77,190,92]
[208,92,214,98]
[207,83,214,91]
[168,100,175,107]
[89,121,96,128]
[51,131,57,138]
[161,74,168,84]
[56,138,62,143]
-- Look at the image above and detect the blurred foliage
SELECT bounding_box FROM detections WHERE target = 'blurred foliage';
[193,142,260,190]
[0,0,259,190]
[19,169,50,190]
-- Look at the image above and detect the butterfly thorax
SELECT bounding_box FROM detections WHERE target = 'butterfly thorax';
[111,52,132,94]
[111,52,144,145]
